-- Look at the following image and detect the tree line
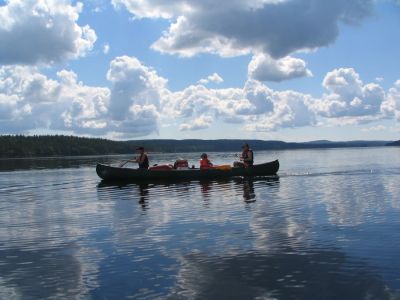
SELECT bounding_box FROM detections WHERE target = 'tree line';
[0,135,395,158]
[0,135,136,158]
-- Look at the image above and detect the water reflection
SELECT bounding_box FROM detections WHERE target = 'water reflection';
[168,248,397,300]
[0,246,82,299]
[97,177,280,207]
[242,180,256,203]
[2,149,400,299]
[138,184,149,209]
[0,156,117,171]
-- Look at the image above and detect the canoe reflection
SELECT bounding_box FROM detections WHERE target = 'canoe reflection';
[138,184,149,208]
[235,177,279,203]
[97,176,279,206]
[199,179,257,203]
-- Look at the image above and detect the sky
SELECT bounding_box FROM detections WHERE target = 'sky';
[0,0,400,141]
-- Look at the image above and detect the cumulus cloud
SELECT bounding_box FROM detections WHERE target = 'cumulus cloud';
[54,70,110,134]
[1,56,399,137]
[0,55,168,137]
[165,79,315,132]
[246,90,316,131]
[0,0,96,66]
[314,68,385,118]
[381,80,400,121]
[168,68,398,133]
[114,0,373,59]
[106,56,168,136]
[0,65,111,134]
[198,73,224,85]
[0,57,168,137]
[179,115,213,131]
[0,65,60,131]
[242,80,274,115]
[165,79,275,124]
[248,53,312,82]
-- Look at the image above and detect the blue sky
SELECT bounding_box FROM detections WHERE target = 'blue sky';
[0,0,400,141]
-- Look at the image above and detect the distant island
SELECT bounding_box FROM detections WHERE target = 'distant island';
[0,135,395,158]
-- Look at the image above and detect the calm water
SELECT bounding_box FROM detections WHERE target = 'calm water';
[0,148,400,299]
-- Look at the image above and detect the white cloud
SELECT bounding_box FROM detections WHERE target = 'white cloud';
[314,68,385,118]
[1,56,400,137]
[0,66,109,134]
[242,80,274,115]
[54,70,110,134]
[0,0,97,66]
[246,90,316,131]
[381,80,400,121]
[103,43,110,54]
[166,79,313,132]
[0,57,168,137]
[106,55,168,136]
[198,73,224,85]
[0,65,60,131]
[114,0,373,59]
[110,104,160,137]
[248,53,312,82]
[361,125,386,132]
[180,115,213,131]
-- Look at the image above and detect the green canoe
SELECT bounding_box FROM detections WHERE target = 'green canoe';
[96,160,279,182]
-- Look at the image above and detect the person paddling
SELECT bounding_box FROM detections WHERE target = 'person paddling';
[120,146,149,169]
[136,147,150,169]
[241,143,254,167]
[234,143,254,168]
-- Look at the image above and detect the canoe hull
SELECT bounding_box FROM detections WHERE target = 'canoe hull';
[96,160,279,182]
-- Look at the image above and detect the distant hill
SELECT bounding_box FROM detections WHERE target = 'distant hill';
[386,140,400,146]
[0,135,393,158]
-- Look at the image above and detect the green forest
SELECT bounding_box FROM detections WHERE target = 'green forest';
[0,135,396,158]
[0,135,135,158]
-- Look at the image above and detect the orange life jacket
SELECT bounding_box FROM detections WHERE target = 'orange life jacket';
[200,158,213,170]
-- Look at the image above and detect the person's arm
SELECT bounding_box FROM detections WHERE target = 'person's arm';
[239,151,244,161]
[119,157,136,167]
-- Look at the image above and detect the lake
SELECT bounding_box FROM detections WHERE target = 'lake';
[0,147,399,299]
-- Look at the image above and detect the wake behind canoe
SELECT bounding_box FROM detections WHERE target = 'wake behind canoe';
[96,160,279,182]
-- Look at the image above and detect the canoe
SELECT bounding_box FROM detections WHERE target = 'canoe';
[96,160,279,182]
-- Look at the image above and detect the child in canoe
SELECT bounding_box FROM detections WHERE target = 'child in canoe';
[200,153,231,171]
[200,153,213,170]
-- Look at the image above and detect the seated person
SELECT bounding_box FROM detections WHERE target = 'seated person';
[119,146,149,169]
[135,146,150,169]
[200,153,213,170]
[234,143,254,168]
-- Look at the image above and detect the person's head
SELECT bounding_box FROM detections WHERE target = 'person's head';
[242,143,249,150]
[136,146,144,153]
[201,153,208,159]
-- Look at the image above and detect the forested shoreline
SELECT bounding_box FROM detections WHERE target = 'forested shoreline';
[0,135,396,158]
[386,140,400,146]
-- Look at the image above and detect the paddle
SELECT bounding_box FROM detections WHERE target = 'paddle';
[119,161,129,167]
[119,158,136,167]
[234,153,244,161]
